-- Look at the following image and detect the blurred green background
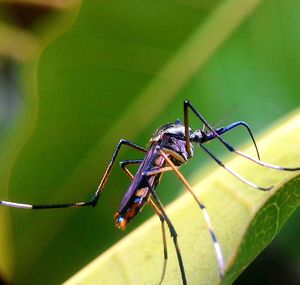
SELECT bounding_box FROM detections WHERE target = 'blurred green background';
[0,0,299,284]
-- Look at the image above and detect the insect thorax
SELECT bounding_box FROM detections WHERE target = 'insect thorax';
[150,122,194,163]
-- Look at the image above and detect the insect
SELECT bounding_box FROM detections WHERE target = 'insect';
[1,100,299,284]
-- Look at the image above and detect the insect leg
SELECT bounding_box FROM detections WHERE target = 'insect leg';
[213,121,260,160]
[184,100,300,171]
[144,166,177,176]
[157,147,225,279]
[199,143,272,190]
[149,198,168,285]
[184,100,193,158]
[0,140,147,210]
[148,186,187,285]
[119,159,143,179]
[118,161,168,284]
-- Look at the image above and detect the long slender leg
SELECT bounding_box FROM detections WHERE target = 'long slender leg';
[0,139,147,210]
[148,186,187,285]
[144,166,177,176]
[184,100,300,171]
[199,144,272,191]
[121,159,178,178]
[213,121,260,160]
[120,162,181,284]
[184,101,193,158]
[121,160,179,181]
[149,198,168,285]
[157,147,225,279]
[119,161,169,285]
[119,159,143,179]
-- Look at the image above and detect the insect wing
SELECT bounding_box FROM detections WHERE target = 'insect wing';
[118,146,157,213]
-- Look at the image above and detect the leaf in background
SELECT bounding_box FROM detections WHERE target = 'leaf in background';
[1,0,300,284]
[0,21,39,62]
[0,2,81,282]
[63,111,300,285]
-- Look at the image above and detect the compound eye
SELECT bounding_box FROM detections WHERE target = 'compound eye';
[177,131,185,139]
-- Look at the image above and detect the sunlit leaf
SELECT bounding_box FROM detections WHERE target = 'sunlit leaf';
[63,112,300,284]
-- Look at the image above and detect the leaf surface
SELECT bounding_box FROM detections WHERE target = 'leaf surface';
[64,112,300,284]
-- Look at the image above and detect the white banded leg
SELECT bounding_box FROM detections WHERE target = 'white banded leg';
[158,147,225,279]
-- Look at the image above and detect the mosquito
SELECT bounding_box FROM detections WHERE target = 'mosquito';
[1,100,299,285]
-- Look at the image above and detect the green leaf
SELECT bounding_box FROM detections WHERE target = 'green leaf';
[63,111,300,285]
[1,0,300,284]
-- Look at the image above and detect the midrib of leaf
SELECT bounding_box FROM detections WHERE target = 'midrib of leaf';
[16,0,263,277]
[63,110,300,285]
